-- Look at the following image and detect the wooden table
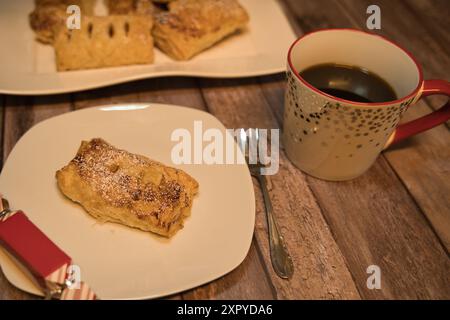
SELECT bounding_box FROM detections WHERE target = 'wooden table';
[0,0,449,300]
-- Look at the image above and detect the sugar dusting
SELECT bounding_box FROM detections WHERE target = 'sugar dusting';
[71,139,183,222]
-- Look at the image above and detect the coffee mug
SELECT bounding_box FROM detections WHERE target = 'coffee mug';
[283,29,450,181]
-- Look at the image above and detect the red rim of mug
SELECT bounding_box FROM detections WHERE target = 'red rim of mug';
[287,28,424,107]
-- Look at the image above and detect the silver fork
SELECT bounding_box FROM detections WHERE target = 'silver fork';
[237,129,294,279]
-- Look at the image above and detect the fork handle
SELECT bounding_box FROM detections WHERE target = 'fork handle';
[256,175,294,279]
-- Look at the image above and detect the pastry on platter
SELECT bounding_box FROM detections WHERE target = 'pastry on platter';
[56,139,199,238]
[153,0,249,60]
[107,0,156,15]
[30,0,95,44]
[29,3,67,44]
[53,15,154,71]
[29,0,251,70]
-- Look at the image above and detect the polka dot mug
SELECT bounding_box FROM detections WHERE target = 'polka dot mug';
[284,29,450,181]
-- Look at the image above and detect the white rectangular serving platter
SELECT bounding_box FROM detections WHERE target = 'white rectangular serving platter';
[0,0,296,95]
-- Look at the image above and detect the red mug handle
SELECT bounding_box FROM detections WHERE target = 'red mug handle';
[391,80,450,144]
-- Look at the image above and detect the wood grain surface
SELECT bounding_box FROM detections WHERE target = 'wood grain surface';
[0,0,448,300]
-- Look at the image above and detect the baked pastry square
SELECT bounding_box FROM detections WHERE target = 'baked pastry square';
[56,139,199,238]
[53,15,154,71]
[153,0,249,60]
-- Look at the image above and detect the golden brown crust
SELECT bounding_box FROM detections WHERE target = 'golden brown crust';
[108,0,156,15]
[29,3,67,44]
[53,15,154,71]
[108,0,135,14]
[34,0,95,13]
[56,138,199,238]
[30,0,96,44]
[153,0,249,60]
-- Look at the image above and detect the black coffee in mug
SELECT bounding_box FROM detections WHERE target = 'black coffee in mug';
[299,63,397,103]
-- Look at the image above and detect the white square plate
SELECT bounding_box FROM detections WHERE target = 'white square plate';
[0,0,296,95]
[0,104,255,299]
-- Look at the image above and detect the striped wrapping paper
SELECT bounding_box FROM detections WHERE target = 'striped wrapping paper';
[0,197,98,300]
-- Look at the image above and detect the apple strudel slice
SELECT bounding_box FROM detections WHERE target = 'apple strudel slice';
[56,138,199,238]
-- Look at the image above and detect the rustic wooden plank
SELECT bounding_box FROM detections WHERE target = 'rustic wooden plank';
[424,97,450,128]
[400,0,450,51]
[72,78,276,299]
[307,158,450,299]
[3,95,73,160]
[198,78,360,299]
[3,96,33,162]
[74,82,143,109]
[336,0,450,117]
[268,0,450,298]
[182,241,276,299]
[74,78,206,110]
[384,100,450,249]
[336,0,449,79]
[284,0,354,31]
[1,94,72,299]
[258,74,287,127]
[396,0,450,127]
